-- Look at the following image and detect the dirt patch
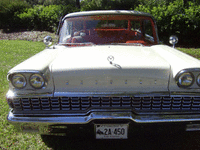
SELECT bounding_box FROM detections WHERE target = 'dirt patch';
[0,30,59,43]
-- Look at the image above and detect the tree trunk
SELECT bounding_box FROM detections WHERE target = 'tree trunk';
[76,0,80,9]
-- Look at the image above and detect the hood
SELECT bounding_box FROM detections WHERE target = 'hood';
[51,45,170,94]
[51,46,170,93]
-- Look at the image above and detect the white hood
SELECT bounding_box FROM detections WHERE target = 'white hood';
[51,45,170,94]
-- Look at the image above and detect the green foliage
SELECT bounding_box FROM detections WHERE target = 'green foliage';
[0,0,79,32]
[135,0,200,45]
[138,0,175,6]
[177,47,200,58]
[17,4,79,32]
[0,0,30,31]
[25,0,76,6]
[81,0,137,11]
[1,0,200,45]
[80,0,200,45]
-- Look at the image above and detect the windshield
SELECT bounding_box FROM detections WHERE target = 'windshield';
[59,15,157,45]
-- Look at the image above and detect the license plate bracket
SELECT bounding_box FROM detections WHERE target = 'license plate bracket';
[95,124,128,139]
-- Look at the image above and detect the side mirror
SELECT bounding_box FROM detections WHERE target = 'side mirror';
[169,35,178,48]
[43,36,52,48]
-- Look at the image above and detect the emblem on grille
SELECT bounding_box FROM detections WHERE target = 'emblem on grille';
[107,55,114,64]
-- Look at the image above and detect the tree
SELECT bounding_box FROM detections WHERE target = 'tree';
[76,0,80,8]
[24,0,78,6]
[81,0,139,11]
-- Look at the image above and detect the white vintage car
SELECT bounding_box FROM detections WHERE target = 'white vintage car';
[6,10,200,139]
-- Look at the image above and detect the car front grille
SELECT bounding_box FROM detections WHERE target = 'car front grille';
[10,96,200,112]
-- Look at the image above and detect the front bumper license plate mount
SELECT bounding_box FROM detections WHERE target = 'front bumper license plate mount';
[95,124,128,139]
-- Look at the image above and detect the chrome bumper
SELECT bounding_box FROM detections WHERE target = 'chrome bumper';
[7,111,200,134]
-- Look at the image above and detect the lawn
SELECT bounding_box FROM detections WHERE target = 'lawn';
[0,40,50,149]
[0,40,200,149]
[177,47,200,59]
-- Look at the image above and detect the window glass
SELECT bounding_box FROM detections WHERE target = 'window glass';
[59,15,156,45]
[131,20,141,32]
[144,20,154,42]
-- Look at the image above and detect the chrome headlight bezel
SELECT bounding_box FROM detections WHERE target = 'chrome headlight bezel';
[176,72,194,88]
[29,73,45,89]
[196,74,200,86]
[11,73,27,89]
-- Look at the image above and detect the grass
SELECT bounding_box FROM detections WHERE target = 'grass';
[0,40,200,149]
[0,40,50,149]
[177,47,200,60]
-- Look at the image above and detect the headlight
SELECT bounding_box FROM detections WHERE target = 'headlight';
[177,72,194,87]
[30,74,45,89]
[196,74,200,86]
[11,74,27,89]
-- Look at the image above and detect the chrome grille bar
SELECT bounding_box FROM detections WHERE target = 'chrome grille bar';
[12,96,200,112]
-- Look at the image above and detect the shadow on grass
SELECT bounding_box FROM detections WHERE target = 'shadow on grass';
[41,131,200,150]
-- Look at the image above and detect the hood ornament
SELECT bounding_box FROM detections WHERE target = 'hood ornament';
[107,55,114,64]
[107,55,122,69]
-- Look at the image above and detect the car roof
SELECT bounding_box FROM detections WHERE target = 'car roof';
[62,10,153,20]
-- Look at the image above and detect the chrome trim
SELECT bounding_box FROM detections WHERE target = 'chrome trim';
[196,74,200,86]
[63,10,153,20]
[11,74,27,89]
[186,124,200,131]
[12,91,200,98]
[7,67,50,81]
[7,71,41,81]
[7,68,52,95]
[7,91,171,99]
[54,92,170,97]
[7,93,200,112]
[6,90,53,99]
[171,92,200,96]
[8,70,41,74]
[175,68,200,89]
[29,73,45,89]
[7,111,200,134]
[177,68,200,74]
[176,72,194,88]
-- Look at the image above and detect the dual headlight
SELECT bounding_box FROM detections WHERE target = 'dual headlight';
[11,73,45,89]
[176,72,200,88]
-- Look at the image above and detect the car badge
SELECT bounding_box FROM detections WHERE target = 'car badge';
[107,55,121,69]
[107,55,114,64]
